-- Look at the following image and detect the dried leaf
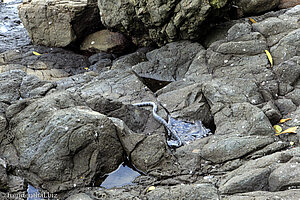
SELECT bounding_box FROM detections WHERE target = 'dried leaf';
[192,149,200,153]
[290,142,295,146]
[275,126,298,136]
[273,125,282,134]
[84,67,89,70]
[32,51,42,56]
[147,186,155,193]
[249,17,257,23]
[265,50,273,67]
[279,118,292,123]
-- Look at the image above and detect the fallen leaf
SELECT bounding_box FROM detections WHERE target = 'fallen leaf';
[147,186,155,193]
[279,118,292,123]
[273,125,282,134]
[84,67,89,70]
[32,51,42,56]
[192,149,200,153]
[275,126,298,136]
[265,50,273,67]
[249,17,257,23]
[290,142,295,146]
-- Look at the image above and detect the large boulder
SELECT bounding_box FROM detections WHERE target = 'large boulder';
[9,91,124,193]
[97,0,228,46]
[18,0,101,47]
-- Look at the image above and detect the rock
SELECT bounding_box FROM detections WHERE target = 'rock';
[0,114,7,143]
[269,160,300,191]
[18,0,101,47]
[235,0,279,15]
[223,189,300,199]
[0,70,26,103]
[219,151,293,194]
[98,0,227,46]
[20,75,56,98]
[275,98,297,115]
[9,91,124,193]
[8,175,24,193]
[132,41,204,82]
[0,158,8,191]
[214,103,273,136]
[201,135,274,163]
[146,184,219,200]
[261,101,282,124]
[286,89,300,106]
[80,30,130,54]
[0,46,90,80]
[279,0,300,9]
[66,193,93,200]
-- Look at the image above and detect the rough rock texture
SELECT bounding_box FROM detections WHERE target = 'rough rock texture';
[235,0,280,15]
[18,0,101,47]
[0,45,90,80]
[0,3,300,200]
[80,30,130,54]
[279,0,300,9]
[8,91,124,193]
[98,0,227,46]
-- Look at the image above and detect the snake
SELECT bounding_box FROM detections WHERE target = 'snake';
[133,102,183,147]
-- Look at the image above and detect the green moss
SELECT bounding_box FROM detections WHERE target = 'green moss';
[210,0,228,9]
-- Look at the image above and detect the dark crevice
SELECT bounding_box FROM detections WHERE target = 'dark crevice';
[138,77,172,93]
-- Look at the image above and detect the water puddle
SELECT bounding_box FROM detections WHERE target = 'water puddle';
[100,163,141,189]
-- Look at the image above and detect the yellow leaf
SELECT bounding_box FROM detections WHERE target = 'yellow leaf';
[290,142,295,146]
[32,51,42,56]
[279,118,292,123]
[265,50,273,67]
[84,67,89,70]
[249,17,257,23]
[273,125,282,134]
[147,186,155,193]
[275,126,298,136]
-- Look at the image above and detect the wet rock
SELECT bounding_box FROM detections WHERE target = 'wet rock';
[0,46,90,80]
[19,0,101,47]
[132,41,204,82]
[9,91,124,193]
[235,0,279,15]
[0,1,30,53]
[98,0,227,46]
[214,103,273,136]
[201,135,274,163]
[80,30,130,54]
[279,0,300,9]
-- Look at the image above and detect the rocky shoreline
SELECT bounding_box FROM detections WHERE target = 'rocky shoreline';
[0,0,300,199]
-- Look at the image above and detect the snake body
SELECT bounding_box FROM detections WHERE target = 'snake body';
[133,102,183,147]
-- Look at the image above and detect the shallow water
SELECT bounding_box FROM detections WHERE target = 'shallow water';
[100,164,141,189]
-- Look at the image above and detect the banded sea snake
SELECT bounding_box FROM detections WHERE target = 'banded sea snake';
[133,102,212,148]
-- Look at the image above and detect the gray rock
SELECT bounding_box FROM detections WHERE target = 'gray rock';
[227,23,252,41]
[9,91,124,193]
[201,135,274,163]
[146,184,219,200]
[132,41,204,82]
[0,70,26,103]
[235,0,279,15]
[269,161,300,191]
[223,189,300,200]
[98,0,226,46]
[275,98,297,115]
[80,30,129,54]
[19,0,101,47]
[279,1,300,9]
[214,103,273,136]
[261,101,282,124]
[8,175,24,193]
[0,46,90,80]
[66,193,93,200]
[0,158,8,191]
[20,75,56,98]
[286,88,300,106]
